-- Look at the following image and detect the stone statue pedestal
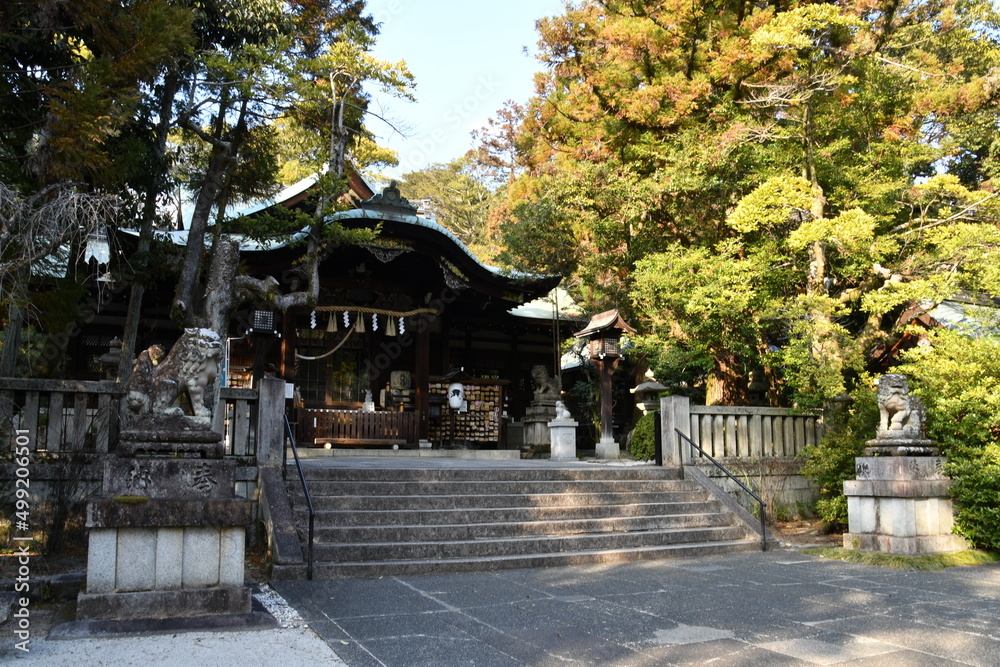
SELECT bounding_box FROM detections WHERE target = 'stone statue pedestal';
[522,401,556,456]
[864,436,938,457]
[843,456,967,555]
[77,415,253,622]
[548,415,578,461]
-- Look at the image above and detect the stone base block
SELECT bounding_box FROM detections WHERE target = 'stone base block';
[595,437,619,460]
[548,419,578,461]
[76,586,251,621]
[103,459,237,500]
[844,455,966,556]
[118,416,224,458]
[86,525,245,594]
[843,532,968,556]
[523,416,553,448]
[853,456,947,481]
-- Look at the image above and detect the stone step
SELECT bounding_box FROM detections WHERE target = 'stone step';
[296,478,700,496]
[295,500,724,526]
[313,525,748,562]
[313,512,735,543]
[308,540,760,578]
[288,490,709,511]
[292,465,682,482]
[279,464,759,579]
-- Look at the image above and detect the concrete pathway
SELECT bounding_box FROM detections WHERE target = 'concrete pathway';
[274,550,1000,666]
[1,584,347,666]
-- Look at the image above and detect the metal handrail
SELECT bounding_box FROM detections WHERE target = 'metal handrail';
[284,414,316,579]
[675,428,767,552]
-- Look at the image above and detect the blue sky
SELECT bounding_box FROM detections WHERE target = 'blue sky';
[364,0,566,179]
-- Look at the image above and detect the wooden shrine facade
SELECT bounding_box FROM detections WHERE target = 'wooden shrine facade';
[231,183,564,448]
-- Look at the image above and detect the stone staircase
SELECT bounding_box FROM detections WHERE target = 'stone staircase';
[285,465,762,578]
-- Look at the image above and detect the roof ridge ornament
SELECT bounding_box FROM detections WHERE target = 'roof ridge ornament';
[360,181,418,213]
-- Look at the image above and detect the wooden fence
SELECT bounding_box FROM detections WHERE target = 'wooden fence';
[0,378,258,458]
[300,407,420,447]
[214,387,259,458]
[0,378,122,453]
[660,396,823,464]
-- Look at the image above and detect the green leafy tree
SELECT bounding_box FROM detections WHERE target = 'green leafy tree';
[398,158,494,259]
[494,0,1000,407]
[164,5,413,340]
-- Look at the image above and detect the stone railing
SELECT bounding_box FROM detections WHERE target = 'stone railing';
[214,387,259,458]
[660,396,823,463]
[659,396,824,513]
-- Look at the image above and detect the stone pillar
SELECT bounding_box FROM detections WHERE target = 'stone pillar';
[844,457,967,555]
[548,403,578,461]
[660,395,691,467]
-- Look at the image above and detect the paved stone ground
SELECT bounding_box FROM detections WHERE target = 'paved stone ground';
[274,550,1000,666]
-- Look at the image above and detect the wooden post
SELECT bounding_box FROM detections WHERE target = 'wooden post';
[599,359,614,444]
[281,309,296,381]
[416,318,430,441]
[256,377,286,466]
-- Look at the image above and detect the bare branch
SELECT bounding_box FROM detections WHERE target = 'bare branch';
[873,55,952,79]
[177,116,232,151]
[901,192,1000,235]
[0,182,120,302]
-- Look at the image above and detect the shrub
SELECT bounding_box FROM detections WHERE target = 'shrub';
[629,412,657,461]
[800,379,878,530]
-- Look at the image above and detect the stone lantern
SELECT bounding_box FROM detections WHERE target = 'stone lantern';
[96,337,122,380]
[574,310,636,459]
[631,369,667,416]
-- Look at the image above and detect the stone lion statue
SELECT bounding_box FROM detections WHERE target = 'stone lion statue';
[125,328,223,420]
[876,373,925,439]
[531,364,561,403]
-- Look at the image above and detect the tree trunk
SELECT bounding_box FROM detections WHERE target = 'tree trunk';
[707,349,750,406]
[0,303,25,377]
[119,74,179,383]
[204,237,240,343]
[174,145,231,326]
[802,100,842,391]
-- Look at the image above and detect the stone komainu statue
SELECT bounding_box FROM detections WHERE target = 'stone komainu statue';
[125,328,223,420]
[876,373,926,439]
[531,364,561,403]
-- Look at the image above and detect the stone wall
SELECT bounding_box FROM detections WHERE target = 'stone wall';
[695,459,818,520]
